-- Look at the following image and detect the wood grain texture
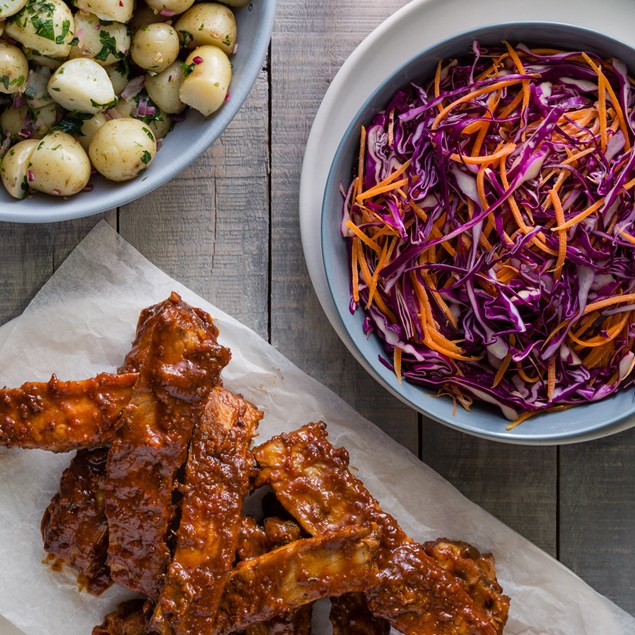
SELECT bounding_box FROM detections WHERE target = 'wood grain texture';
[0,212,115,325]
[559,428,635,614]
[270,0,418,453]
[119,68,270,339]
[421,425,557,555]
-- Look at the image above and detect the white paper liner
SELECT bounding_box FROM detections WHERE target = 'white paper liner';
[0,221,631,635]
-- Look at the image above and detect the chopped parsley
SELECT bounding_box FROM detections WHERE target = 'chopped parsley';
[90,96,118,110]
[140,150,151,165]
[53,112,93,137]
[94,30,121,62]
[181,62,195,78]
[180,30,193,48]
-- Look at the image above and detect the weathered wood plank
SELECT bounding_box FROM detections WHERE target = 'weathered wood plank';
[269,1,418,452]
[421,424,558,555]
[119,68,270,339]
[559,429,635,614]
[0,212,115,325]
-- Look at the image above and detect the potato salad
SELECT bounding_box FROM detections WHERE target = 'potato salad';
[0,0,243,199]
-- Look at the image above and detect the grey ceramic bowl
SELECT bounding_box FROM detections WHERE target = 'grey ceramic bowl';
[0,1,276,223]
[322,22,635,444]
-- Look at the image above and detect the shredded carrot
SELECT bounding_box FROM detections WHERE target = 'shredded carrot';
[432,78,526,130]
[549,189,567,279]
[492,353,512,388]
[351,238,360,303]
[506,410,537,430]
[552,198,604,231]
[434,59,444,113]
[345,221,382,255]
[547,356,556,401]
[598,72,608,152]
[618,227,635,244]
[582,52,631,150]
[450,142,515,165]
[394,347,403,384]
[357,176,412,202]
[582,293,635,316]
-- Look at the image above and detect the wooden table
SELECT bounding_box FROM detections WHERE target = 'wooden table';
[1,0,633,621]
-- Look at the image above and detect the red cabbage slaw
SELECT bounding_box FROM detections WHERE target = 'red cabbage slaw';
[341,41,635,424]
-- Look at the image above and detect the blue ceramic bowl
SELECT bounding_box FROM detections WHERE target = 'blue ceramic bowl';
[322,22,635,444]
[0,1,276,223]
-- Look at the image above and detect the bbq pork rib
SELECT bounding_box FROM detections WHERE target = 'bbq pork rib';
[41,447,112,595]
[152,387,263,635]
[17,294,510,635]
[235,516,313,635]
[105,293,231,599]
[215,524,382,634]
[254,422,510,635]
[0,373,136,452]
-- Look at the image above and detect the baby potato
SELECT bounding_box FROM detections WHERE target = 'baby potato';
[89,117,156,181]
[131,23,179,73]
[6,0,74,58]
[77,112,108,151]
[0,0,27,19]
[0,41,28,93]
[48,58,116,114]
[70,13,130,66]
[75,0,133,24]
[174,3,236,54]
[179,45,231,117]
[0,138,37,198]
[145,0,195,18]
[23,66,54,107]
[106,61,130,95]
[144,61,185,114]
[28,130,91,196]
[129,4,171,30]
[1,101,59,140]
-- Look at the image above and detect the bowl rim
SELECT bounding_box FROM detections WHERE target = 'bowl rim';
[321,20,635,444]
[0,0,277,224]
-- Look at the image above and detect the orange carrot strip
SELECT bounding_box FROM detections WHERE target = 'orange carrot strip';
[506,410,537,430]
[568,313,629,348]
[516,365,541,384]
[552,198,604,231]
[618,227,635,244]
[366,237,397,309]
[450,143,516,165]
[345,221,382,255]
[394,347,403,384]
[598,72,608,152]
[351,238,360,303]
[498,90,524,120]
[583,293,635,316]
[356,242,397,322]
[581,52,630,151]
[356,177,411,202]
[547,356,556,401]
[504,41,530,137]
[432,78,526,130]
[358,159,412,203]
[492,353,512,388]
[549,189,567,279]
[434,59,444,113]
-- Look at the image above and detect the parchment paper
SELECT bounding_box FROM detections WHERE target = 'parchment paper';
[0,221,632,635]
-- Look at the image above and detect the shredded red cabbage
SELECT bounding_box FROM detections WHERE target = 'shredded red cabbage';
[342,42,635,422]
